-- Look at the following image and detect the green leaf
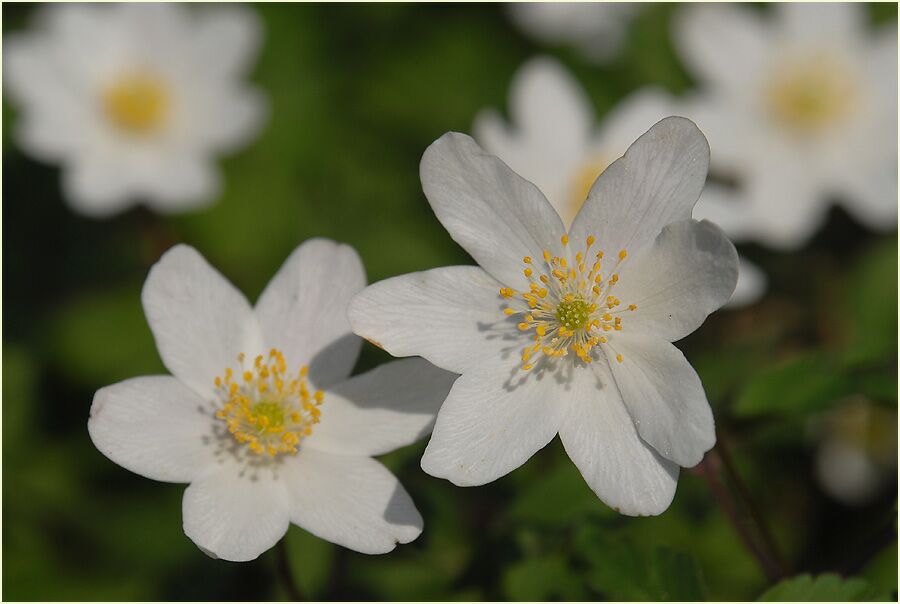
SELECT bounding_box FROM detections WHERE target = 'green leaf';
[732,353,853,418]
[841,239,898,367]
[759,573,886,601]
[44,285,164,386]
[861,540,898,598]
[283,526,336,599]
[507,458,613,526]
[501,554,587,601]
[651,546,707,600]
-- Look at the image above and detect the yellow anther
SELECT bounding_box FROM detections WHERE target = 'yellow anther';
[518,322,530,331]
[524,268,533,278]
[618,249,627,261]
[523,256,532,264]
[628,304,637,311]
[504,308,516,315]
[543,250,552,262]
[500,287,515,298]
[616,354,624,363]
[561,234,569,246]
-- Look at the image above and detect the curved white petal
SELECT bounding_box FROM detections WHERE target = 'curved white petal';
[473,56,593,218]
[614,220,738,342]
[349,266,515,375]
[673,4,770,95]
[182,461,291,562]
[606,335,715,467]
[255,239,366,389]
[142,154,221,212]
[420,132,567,290]
[559,363,679,515]
[284,449,422,554]
[142,244,264,399]
[569,117,710,257]
[88,376,216,483]
[306,359,457,457]
[62,156,141,218]
[727,257,767,308]
[421,362,562,486]
[190,4,263,79]
[776,2,864,45]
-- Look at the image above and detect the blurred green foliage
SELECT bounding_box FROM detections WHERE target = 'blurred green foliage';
[3,3,897,601]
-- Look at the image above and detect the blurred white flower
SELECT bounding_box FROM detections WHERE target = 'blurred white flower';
[812,400,897,506]
[350,119,738,515]
[474,56,765,306]
[89,239,455,561]
[508,2,640,63]
[4,3,268,217]
[675,3,898,249]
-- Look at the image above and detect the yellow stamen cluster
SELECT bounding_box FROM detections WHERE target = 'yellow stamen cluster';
[213,349,324,457]
[501,234,637,370]
[765,54,856,135]
[103,72,169,135]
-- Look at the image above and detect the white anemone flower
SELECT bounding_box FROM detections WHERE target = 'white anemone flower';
[508,3,640,63]
[474,56,765,306]
[674,3,898,249]
[4,3,267,217]
[88,239,455,561]
[349,119,739,515]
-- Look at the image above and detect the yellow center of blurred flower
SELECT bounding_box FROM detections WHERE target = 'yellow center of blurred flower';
[103,72,170,135]
[500,234,636,370]
[566,154,610,225]
[214,349,324,457]
[765,54,856,135]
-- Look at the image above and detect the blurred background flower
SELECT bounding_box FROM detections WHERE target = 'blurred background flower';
[3,3,267,217]
[2,3,897,601]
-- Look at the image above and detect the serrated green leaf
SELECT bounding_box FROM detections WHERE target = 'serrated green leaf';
[759,573,886,601]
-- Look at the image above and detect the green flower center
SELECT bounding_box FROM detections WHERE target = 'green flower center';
[556,298,591,331]
[251,401,285,430]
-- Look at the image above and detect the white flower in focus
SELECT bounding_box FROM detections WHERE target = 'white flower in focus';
[675,3,898,249]
[349,119,739,515]
[4,3,268,217]
[508,2,640,63]
[474,56,765,306]
[89,239,455,561]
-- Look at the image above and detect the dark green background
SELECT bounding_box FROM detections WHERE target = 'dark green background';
[3,3,897,600]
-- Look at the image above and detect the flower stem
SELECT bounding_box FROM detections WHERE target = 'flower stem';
[695,437,788,583]
[275,538,304,601]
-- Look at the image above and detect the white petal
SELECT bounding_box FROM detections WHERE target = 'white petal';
[569,117,710,257]
[741,163,828,250]
[606,335,715,467]
[255,239,366,389]
[691,183,758,241]
[284,449,422,554]
[673,4,770,95]
[62,155,141,218]
[349,266,514,375]
[141,154,221,212]
[776,2,864,45]
[88,376,216,483]
[191,86,268,154]
[726,258,767,308]
[191,4,264,79]
[614,220,738,342]
[473,56,593,218]
[305,359,457,457]
[420,132,567,289]
[559,364,679,515]
[421,362,561,486]
[182,461,290,562]
[142,245,264,399]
